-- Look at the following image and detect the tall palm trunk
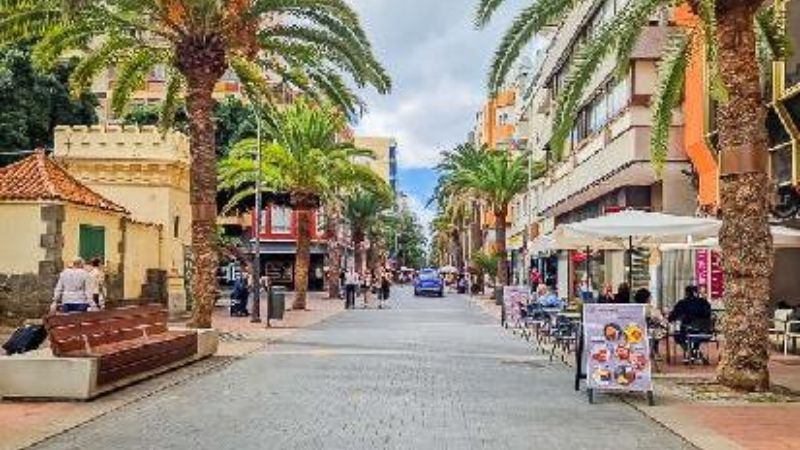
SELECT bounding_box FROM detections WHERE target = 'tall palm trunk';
[178,36,226,329]
[326,208,342,299]
[353,227,365,273]
[294,208,312,310]
[471,204,484,294]
[494,207,508,305]
[715,3,773,391]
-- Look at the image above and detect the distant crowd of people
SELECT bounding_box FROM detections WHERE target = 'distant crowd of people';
[342,268,392,309]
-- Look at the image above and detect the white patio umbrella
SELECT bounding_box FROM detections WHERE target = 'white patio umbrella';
[562,210,721,246]
[660,224,800,250]
[439,265,458,273]
[560,210,721,293]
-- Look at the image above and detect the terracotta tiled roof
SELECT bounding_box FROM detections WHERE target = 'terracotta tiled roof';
[0,150,127,213]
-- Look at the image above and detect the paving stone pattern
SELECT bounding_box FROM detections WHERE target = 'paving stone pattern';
[36,287,692,450]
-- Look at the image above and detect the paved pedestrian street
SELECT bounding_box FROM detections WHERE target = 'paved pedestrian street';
[36,288,690,450]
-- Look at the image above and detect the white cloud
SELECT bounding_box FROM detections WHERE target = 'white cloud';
[348,0,521,169]
[403,193,436,237]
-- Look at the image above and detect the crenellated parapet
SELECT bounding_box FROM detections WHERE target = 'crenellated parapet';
[53,125,190,164]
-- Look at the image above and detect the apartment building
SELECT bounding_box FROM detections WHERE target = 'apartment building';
[507,0,698,296]
[90,66,245,124]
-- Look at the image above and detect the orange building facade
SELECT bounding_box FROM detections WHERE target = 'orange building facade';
[675,6,719,211]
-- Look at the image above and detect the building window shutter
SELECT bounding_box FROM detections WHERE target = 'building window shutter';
[79,224,106,262]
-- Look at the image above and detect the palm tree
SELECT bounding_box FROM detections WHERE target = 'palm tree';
[477,0,784,391]
[435,143,541,304]
[0,0,390,328]
[344,188,394,274]
[433,143,491,287]
[220,100,389,310]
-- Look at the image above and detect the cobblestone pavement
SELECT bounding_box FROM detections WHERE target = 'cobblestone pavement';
[36,287,691,450]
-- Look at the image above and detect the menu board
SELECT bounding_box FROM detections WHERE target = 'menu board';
[503,286,529,325]
[583,304,653,392]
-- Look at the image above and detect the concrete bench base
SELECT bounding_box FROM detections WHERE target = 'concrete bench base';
[0,328,218,400]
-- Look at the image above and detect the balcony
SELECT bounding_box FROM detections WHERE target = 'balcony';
[538,106,688,218]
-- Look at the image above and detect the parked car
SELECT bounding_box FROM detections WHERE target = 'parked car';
[414,269,444,297]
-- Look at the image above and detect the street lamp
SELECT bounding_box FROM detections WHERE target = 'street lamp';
[251,109,267,325]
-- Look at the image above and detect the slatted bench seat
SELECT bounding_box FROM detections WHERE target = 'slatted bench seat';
[0,305,217,400]
[45,305,198,386]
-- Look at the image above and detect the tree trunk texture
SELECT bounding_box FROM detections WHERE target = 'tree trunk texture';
[353,228,365,274]
[471,204,485,294]
[293,208,313,310]
[494,208,508,305]
[715,2,773,391]
[325,209,341,299]
[177,36,227,329]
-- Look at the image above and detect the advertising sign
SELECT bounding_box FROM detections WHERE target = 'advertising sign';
[503,286,529,326]
[696,249,724,300]
[583,304,653,393]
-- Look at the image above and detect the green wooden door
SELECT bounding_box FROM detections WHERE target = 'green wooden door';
[79,224,106,261]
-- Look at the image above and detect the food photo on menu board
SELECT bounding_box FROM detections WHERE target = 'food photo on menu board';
[584,304,653,392]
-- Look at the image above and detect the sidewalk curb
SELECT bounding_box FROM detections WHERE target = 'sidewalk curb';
[622,399,743,450]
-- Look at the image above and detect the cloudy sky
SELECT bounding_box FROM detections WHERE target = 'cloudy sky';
[348,0,523,231]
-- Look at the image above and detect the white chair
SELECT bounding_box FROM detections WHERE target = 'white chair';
[785,319,800,355]
[769,309,793,350]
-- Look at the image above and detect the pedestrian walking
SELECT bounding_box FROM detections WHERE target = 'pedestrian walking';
[344,269,359,309]
[361,271,372,308]
[86,257,106,310]
[379,273,391,309]
[51,258,91,313]
[230,273,250,317]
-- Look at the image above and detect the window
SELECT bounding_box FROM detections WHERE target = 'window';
[79,225,105,262]
[315,209,326,235]
[271,206,291,234]
[173,216,180,238]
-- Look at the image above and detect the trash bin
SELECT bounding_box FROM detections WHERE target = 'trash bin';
[269,286,286,320]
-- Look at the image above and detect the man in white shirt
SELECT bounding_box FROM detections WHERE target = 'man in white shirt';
[344,269,360,310]
[52,258,91,313]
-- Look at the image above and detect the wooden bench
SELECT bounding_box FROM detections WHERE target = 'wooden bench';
[44,305,198,386]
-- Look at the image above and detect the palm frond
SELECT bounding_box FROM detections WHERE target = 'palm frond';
[650,31,689,174]
[475,0,510,28]
[111,47,169,116]
[159,68,185,132]
[756,4,790,60]
[68,36,135,97]
[487,0,572,93]
[695,0,727,102]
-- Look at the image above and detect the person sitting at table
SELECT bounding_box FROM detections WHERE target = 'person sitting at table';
[597,283,614,303]
[532,283,547,303]
[668,285,712,360]
[614,282,631,303]
[537,285,565,309]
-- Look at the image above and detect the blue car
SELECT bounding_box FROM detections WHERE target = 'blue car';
[414,269,444,297]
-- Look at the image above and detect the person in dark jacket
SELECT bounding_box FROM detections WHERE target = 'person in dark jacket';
[668,285,712,356]
[230,275,250,317]
[613,282,631,303]
[597,283,614,303]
